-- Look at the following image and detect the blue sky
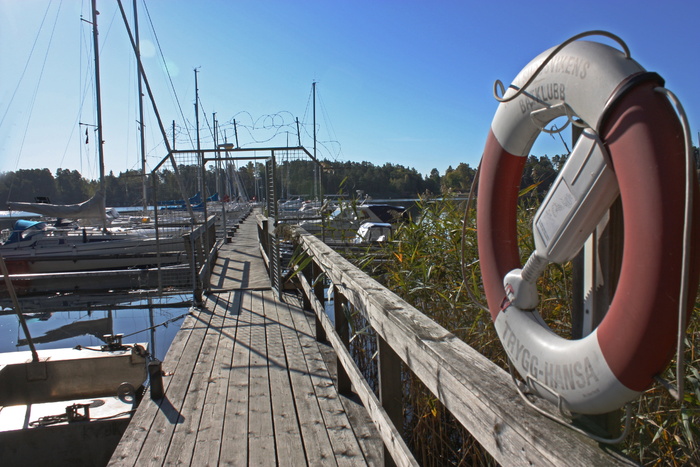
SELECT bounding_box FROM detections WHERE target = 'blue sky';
[1,0,699,182]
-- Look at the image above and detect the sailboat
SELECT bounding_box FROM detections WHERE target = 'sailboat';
[0,0,188,276]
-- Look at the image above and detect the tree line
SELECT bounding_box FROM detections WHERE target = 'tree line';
[0,155,571,209]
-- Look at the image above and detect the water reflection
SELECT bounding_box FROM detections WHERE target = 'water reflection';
[0,292,192,361]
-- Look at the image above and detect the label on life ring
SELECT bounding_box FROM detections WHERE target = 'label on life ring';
[535,178,575,248]
[494,304,639,413]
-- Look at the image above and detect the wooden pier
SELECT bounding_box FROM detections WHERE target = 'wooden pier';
[110,208,636,466]
[109,214,382,466]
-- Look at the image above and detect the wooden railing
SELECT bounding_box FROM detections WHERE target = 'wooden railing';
[257,216,271,270]
[286,226,635,467]
[184,214,218,303]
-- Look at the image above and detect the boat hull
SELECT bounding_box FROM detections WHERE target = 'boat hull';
[0,401,131,467]
[0,344,148,465]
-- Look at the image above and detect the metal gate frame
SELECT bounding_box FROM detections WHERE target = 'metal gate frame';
[187,146,321,297]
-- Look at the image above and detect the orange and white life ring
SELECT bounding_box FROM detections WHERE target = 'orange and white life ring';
[477,40,700,414]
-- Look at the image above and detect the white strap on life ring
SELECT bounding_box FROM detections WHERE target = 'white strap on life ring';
[477,40,699,414]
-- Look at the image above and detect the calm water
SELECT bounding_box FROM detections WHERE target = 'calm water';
[0,292,191,361]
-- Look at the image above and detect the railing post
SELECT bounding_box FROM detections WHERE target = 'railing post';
[187,232,203,306]
[300,259,313,312]
[334,286,351,395]
[570,125,623,438]
[312,261,326,343]
[378,335,402,467]
[260,218,268,252]
[208,215,216,246]
[196,234,205,269]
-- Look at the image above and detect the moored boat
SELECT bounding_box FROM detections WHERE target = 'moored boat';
[297,203,407,241]
[0,336,150,465]
[0,218,187,274]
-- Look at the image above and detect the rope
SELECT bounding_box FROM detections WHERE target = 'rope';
[140,0,194,149]
[122,310,191,338]
[7,1,64,184]
[493,30,630,103]
[654,86,694,404]
[29,406,136,427]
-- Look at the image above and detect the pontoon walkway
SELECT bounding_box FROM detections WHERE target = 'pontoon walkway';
[109,214,382,465]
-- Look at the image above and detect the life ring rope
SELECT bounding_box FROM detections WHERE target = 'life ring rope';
[493,30,631,104]
[653,85,695,403]
[507,354,635,444]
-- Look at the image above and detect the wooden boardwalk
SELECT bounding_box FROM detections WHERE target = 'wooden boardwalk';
[208,215,271,291]
[109,215,382,466]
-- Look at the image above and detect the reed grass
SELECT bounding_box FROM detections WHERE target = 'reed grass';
[346,193,700,466]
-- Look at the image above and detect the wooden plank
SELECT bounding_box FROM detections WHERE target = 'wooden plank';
[108,304,208,466]
[110,216,392,466]
[296,230,635,467]
[163,292,230,465]
[273,291,338,465]
[311,330,384,467]
[262,289,308,465]
[294,268,412,466]
[294,284,416,467]
[209,216,271,291]
[247,290,276,465]
[284,298,371,466]
[192,291,242,465]
[219,290,253,466]
[129,299,218,465]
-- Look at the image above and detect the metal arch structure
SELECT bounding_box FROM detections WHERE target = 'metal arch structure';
[153,145,322,297]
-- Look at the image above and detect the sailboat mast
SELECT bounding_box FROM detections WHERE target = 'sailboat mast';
[115,0,196,222]
[214,112,221,198]
[312,81,317,200]
[91,0,107,229]
[133,0,148,214]
[195,68,202,195]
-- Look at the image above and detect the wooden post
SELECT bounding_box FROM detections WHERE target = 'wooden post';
[183,232,202,305]
[312,261,326,343]
[378,335,402,467]
[195,234,205,269]
[578,199,623,438]
[208,216,216,249]
[334,287,351,395]
[570,124,623,437]
[300,259,313,312]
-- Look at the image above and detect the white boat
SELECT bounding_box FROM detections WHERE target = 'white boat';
[278,195,306,211]
[0,218,187,274]
[354,222,393,244]
[297,203,407,241]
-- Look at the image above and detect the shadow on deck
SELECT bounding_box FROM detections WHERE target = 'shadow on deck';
[110,214,382,466]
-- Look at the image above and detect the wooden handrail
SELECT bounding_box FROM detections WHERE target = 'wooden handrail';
[288,226,635,467]
[184,215,218,303]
